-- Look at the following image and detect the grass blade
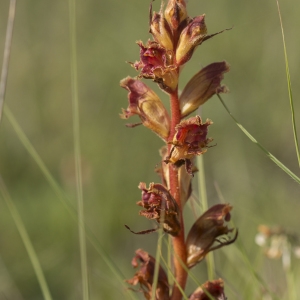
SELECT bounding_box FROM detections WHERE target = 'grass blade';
[0,0,16,122]
[3,106,135,299]
[276,0,300,168]
[68,0,89,298]
[0,176,53,300]
[197,155,215,280]
[218,95,300,184]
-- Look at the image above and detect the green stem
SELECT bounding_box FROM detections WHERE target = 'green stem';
[68,0,89,298]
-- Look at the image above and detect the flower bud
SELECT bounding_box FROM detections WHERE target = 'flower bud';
[137,182,181,236]
[186,204,238,268]
[127,249,170,300]
[164,0,188,31]
[180,61,230,118]
[150,10,173,51]
[120,77,170,140]
[165,116,213,175]
[176,15,207,65]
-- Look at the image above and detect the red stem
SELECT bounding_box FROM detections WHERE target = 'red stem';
[168,89,187,300]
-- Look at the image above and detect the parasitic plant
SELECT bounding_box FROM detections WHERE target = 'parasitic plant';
[120,1,237,299]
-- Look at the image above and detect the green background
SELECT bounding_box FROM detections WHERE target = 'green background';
[0,0,299,299]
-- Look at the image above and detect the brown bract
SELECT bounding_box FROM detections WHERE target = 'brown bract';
[165,116,213,175]
[186,204,238,268]
[120,76,170,140]
[150,8,174,51]
[127,249,170,300]
[137,182,181,236]
[132,40,178,93]
[189,279,226,300]
[180,62,230,118]
[176,14,231,66]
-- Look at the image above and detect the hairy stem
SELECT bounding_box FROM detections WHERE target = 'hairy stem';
[169,90,187,300]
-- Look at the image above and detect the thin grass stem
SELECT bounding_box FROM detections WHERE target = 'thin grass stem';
[159,252,189,300]
[197,155,215,280]
[0,176,53,300]
[0,0,16,122]
[276,0,300,168]
[218,95,300,184]
[151,231,164,300]
[68,0,89,298]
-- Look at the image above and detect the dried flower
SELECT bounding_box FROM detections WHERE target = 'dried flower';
[120,76,170,140]
[137,182,181,236]
[180,62,230,118]
[189,279,226,300]
[165,116,213,175]
[127,249,170,300]
[132,40,178,93]
[186,204,238,268]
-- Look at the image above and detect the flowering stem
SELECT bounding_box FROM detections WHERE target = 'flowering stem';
[169,90,187,300]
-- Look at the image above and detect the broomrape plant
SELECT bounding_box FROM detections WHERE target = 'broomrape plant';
[119,1,237,299]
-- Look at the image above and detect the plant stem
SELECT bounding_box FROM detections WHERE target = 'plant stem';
[169,90,187,300]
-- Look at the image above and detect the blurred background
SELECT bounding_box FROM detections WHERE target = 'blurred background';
[0,0,299,299]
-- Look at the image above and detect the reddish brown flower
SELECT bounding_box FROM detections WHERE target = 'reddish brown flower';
[127,249,170,300]
[120,76,170,140]
[189,279,226,300]
[180,62,230,118]
[137,182,181,236]
[165,116,213,175]
[132,40,178,93]
[186,204,238,268]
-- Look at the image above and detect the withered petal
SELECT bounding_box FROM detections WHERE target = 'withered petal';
[189,279,226,300]
[186,204,237,268]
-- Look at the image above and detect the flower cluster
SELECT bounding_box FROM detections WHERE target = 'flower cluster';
[120,1,237,299]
